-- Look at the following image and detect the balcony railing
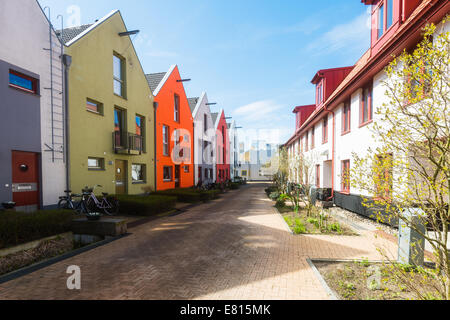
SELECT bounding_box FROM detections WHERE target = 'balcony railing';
[113,131,143,155]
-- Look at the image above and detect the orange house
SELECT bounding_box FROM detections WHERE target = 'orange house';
[146,65,194,190]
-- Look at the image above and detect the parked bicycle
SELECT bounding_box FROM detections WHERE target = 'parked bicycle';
[82,185,119,216]
[58,190,88,214]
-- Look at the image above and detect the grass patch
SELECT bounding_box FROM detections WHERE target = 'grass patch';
[315,261,442,300]
[0,210,75,249]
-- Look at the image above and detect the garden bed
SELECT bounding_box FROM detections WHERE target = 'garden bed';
[278,205,357,236]
[314,260,442,300]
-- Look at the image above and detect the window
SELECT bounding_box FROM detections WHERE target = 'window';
[114,108,126,148]
[305,131,309,151]
[163,166,173,181]
[317,82,323,105]
[184,165,189,173]
[377,0,394,40]
[342,99,351,134]
[205,168,208,179]
[311,126,315,149]
[322,117,328,143]
[204,114,208,133]
[316,165,320,188]
[113,54,125,97]
[210,169,213,178]
[132,164,146,183]
[163,125,170,156]
[378,3,384,39]
[88,157,104,170]
[375,154,393,200]
[242,170,247,177]
[174,94,180,122]
[86,98,103,114]
[9,70,38,94]
[360,83,373,125]
[135,115,145,152]
[341,160,350,193]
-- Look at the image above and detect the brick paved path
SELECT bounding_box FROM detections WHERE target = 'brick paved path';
[0,184,397,300]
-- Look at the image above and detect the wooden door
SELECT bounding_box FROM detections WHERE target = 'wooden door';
[115,160,127,195]
[12,151,40,212]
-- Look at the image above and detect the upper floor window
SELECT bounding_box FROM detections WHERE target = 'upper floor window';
[311,126,315,149]
[113,54,125,97]
[136,115,145,151]
[317,83,323,105]
[86,98,103,115]
[342,99,351,134]
[323,116,328,144]
[9,70,38,94]
[163,125,170,156]
[377,0,394,39]
[204,114,208,133]
[174,94,180,122]
[360,83,373,126]
[305,131,309,152]
[114,108,126,147]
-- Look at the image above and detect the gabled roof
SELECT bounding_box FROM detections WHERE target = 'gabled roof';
[214,109,225,130]
[145,65,176,96]
[190,92,209,118]
[56,24,93,44]
[57,10,119,46]
[188,97,200,114]
[145,72,167,93]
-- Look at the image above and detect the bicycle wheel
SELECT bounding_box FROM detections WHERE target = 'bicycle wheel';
[103,199,119,216]
[85,197,99,214]
[57,199,69,210]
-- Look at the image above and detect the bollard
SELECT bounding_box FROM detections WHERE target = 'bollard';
[398,208,426,267]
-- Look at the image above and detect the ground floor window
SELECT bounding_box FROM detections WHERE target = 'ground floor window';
[184,165,190,173]
[88,157,104,170]
[132,164,146,183]
[341,160,350,193]
[163,166,173,182]
[316,165,320,188]
[241,170,247,177]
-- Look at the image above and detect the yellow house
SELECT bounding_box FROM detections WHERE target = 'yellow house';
[58,10,156,195]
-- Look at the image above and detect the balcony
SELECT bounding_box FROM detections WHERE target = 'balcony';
[113,131,143,155]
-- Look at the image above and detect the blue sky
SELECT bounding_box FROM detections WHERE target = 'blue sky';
[38,0,371,145]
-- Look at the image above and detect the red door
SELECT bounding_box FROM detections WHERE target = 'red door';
[12,151,40,211]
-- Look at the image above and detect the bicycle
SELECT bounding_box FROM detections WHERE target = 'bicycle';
[83,185,119,216]
[58,190,88,214]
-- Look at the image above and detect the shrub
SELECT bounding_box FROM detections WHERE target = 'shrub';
[154,188,204,203]
[201,190,221,201]
[230,182,240,190]
[265,186,278,196]
[293,219,307,234]
[275,199,286,208]
[269,192,280,201]
[0,210,74,249]
[115,195,177,216]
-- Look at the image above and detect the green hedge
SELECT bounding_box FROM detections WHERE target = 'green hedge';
[115,195,177,216]
[0,210,74,249]
[154,188,210,203]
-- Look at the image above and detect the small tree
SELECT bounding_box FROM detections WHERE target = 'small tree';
[351,16,450,299]
[272,147,289,194]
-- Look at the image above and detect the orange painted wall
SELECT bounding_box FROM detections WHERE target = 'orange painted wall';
[216,111,231,183]
[155,66,194,191]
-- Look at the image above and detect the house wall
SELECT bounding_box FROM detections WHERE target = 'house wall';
[193,92,215,186]
[215,111,230,183]
[65,12,156,196]
[0,0,65,208]
[155,66,194,190]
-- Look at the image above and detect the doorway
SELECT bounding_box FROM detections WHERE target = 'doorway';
[12,151,40,212]
[115,160,127,195]
[175,165,181,188]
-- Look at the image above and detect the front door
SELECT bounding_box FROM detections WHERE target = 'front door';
[175,165,181,188]
[12,151,40,212]
[115,160,127,195]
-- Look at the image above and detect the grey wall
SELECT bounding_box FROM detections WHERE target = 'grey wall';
[0,59,41,205]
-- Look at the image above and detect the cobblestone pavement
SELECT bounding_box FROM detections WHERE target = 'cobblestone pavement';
[0,183,397,300]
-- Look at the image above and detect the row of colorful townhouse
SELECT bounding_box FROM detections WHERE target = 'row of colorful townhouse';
[284,0,449,215]
[0,0,239,211]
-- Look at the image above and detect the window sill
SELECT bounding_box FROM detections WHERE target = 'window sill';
[86,109,104,116]
[340,190,351,195]
[132,181,146,185]
[114,93,127,100]
[163,180,173,183]
[341,131,351,136]
[9,84,40,96]
[88,168,106,171]
[359,120,373,128]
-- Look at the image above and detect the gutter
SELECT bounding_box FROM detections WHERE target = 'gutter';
[323,106,335,201]
[153,102,158,191]
[62,54,72,192]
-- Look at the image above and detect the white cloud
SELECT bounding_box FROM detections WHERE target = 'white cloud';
[233,100,283,121]
[307,12,371,57]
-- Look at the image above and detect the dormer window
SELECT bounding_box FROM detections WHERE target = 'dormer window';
[317,82,323,105]
[377,0,394,40]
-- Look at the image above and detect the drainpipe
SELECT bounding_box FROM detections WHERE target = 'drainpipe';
[324,107,335,201]
[153,102,158,191]
[62,54,72,192]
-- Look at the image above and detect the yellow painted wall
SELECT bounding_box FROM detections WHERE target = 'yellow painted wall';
[66,12,155,195]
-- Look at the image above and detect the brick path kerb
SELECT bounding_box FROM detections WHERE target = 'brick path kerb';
[0,183,397,300]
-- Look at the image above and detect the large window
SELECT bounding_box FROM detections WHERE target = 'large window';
[132,164,146,183]
[136,115,145,152]
[341,160,351,193]
[174,94,180,122]
[113,54,125,97]
[342,99,351,134]
[114,108,126,147]
[378,3,384,39]
[9,70,38,94]
[163,125,170,156]
[163,166,173,181]
[361,83,373,125]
